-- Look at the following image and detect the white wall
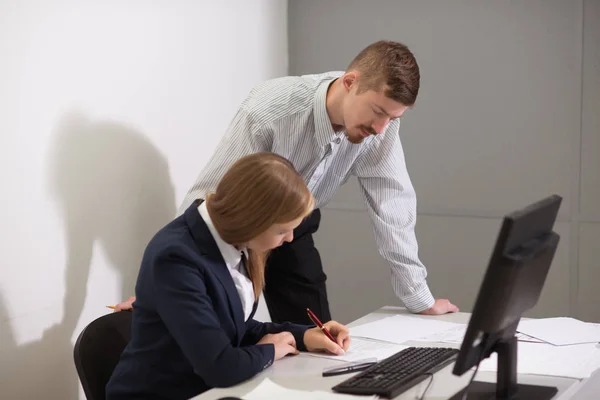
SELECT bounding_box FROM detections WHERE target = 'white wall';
[0,1,287,398]
[289,0,599,324]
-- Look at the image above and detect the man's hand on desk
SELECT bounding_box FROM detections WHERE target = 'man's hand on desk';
[304,320,351,356]
[419,298,459,315]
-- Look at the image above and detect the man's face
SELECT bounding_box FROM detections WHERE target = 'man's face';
[341,82,409,144]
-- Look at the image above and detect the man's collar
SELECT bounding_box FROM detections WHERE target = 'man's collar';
[313,77,343,148]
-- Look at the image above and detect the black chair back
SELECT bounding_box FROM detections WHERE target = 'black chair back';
[73,311,132,400]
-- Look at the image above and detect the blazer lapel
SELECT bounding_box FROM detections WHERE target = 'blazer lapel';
[184,200,246,343]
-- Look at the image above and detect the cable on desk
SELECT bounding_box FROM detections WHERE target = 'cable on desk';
[417,373,434,400]
[460,351,484,400]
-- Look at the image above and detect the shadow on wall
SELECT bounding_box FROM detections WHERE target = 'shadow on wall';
[0,291,82,399]
[0,112,177,399]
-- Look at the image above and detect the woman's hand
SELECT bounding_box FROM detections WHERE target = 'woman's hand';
[257,332,300,360]
[304,320,351,355]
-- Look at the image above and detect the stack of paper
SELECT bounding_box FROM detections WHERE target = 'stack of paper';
[516,317,600,346]
[349,315,464,344]
[244,378,378,400]
[418,317,600,379]
[477,341,600,379]
[417,325,544,344]
[304,336,408,362]
[325,314,600,381]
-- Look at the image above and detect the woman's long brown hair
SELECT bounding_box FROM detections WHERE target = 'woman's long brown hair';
[206,152,314,299]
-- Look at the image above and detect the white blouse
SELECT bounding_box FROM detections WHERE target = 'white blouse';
[198,202,255,321]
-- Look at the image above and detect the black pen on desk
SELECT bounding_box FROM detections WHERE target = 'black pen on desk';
[322,360,377,377]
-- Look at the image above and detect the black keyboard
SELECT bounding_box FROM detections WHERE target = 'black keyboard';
[331,346,459,399]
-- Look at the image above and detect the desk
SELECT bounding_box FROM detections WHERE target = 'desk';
[192,306,600,399]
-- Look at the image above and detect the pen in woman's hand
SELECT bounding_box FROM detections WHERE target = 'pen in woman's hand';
[306,308,337,343]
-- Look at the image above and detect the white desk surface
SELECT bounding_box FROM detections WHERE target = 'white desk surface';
[191,306,600,400]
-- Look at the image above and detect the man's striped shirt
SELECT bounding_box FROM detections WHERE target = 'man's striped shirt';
[179,71,435,313]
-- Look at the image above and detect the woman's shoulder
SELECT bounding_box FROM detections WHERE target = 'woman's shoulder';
[145,218,206,266]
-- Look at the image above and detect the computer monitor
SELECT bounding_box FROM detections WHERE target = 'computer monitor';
[449,194,562,400]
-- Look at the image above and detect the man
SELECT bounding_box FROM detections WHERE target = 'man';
[115,40,458,324]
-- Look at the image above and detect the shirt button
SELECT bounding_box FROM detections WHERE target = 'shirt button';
[334,137,341,144]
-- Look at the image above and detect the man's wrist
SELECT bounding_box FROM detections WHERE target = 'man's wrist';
[400,286,435,313]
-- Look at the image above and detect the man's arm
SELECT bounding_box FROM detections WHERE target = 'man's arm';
[353,122,457,314]
[178,105,271,213]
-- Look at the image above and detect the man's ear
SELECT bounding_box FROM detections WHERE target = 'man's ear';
[342,71,359,92]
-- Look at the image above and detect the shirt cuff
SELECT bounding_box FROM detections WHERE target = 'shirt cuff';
[399,286,435,313]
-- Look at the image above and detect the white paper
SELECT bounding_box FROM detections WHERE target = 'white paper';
[477,342,600,379]
[244,378,378,400]
[517,317,600,346]
[349,315,464,345]
[417,325,466,344]
[418,326,545,344]
[515,332,545,343]
[305,336,409,362]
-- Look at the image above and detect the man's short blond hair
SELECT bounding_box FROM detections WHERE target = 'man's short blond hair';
[347,40,420,106]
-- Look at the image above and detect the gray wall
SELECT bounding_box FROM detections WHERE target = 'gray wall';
[289,0,600,324]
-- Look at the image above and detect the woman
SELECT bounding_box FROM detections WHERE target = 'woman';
[106,152,351,400]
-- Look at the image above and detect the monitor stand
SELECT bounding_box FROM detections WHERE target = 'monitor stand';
[449,337,558,400]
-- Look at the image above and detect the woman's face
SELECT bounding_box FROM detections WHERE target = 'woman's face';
[246,216,305,252]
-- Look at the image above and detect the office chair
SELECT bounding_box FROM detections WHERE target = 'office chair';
[73,311,132,400]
